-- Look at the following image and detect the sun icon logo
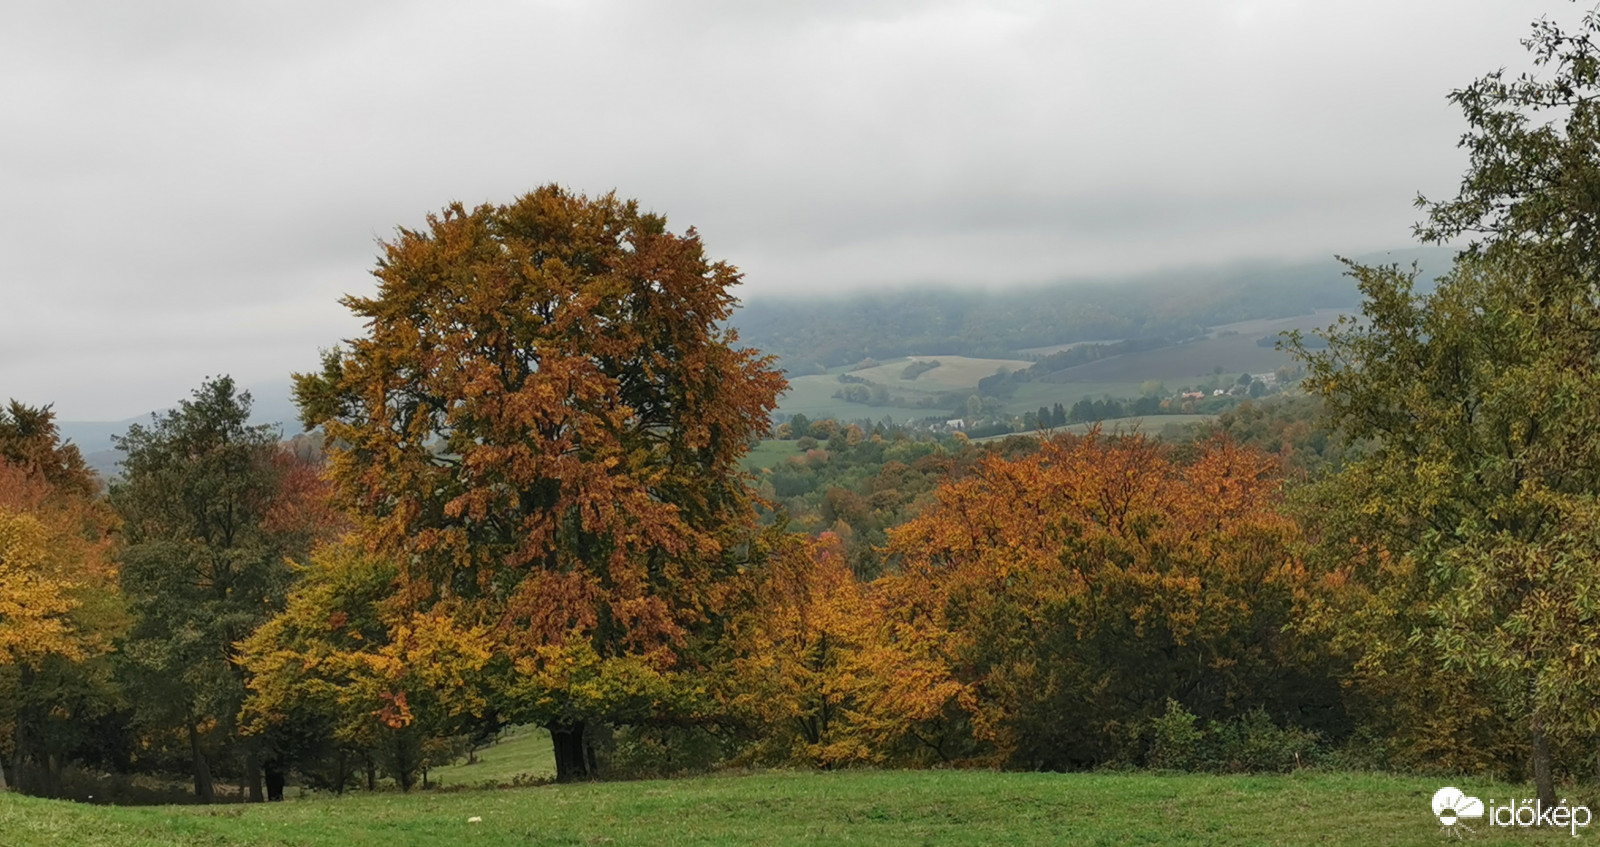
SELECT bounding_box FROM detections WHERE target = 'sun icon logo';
[1432,787,1484,837]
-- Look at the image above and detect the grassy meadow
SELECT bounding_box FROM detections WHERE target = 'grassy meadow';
[427,726,555,788]
[3,769,1585,846]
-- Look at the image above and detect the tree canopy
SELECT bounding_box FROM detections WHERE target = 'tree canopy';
[294,184,785,780]
[111,377,319,802]
[1295,7,1600,806]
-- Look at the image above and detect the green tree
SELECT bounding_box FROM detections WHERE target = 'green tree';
[1421,6,1600,801]
[111,377,302,802]
[294,185,785,781]
[1296,9,1600,802]
[1297,256,1600,803]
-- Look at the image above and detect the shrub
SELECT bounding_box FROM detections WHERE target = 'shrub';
[1146,700,1203,770]
[1142,703,1321,773]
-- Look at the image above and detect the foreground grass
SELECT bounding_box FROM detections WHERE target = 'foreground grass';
[1,769,1587,846]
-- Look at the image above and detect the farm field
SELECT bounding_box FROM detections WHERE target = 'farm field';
[776,356,1031,422]
[773,373,891,422]
[1038,309,1349,386]
[842,355,1031,392]
[0,769,1579,846]
[772,313,1344,425]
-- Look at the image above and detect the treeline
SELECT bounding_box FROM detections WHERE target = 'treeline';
[0,387,341,801]
[739,435,1345,770]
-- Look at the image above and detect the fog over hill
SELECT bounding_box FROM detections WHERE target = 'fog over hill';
[733,246,1454,371]
[57,245,1454,479]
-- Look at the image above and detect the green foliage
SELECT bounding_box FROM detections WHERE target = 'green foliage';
[1193,396,1348,473]
[110,376,302,801]
[1291,6,1600,803]
[1145,700,1202,771]
[1143,701,1320,774]
[602,724,734,779]
[899,359,941,380]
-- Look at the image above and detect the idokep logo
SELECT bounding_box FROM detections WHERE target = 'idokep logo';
[1432,787,1483,836]
[1432,786,1593,838]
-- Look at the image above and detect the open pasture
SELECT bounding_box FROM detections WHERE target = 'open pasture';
[1,769,1579,846]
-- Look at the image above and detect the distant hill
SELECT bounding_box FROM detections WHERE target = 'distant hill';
[56,248,1454,478]
[59,378,301,480]
[730,247,1454,371]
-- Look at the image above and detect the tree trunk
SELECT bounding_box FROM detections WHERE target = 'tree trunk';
[12,667,34,795]
[1531,711,1558,809]
[9,716,24,795]
[45,753,60,798]
[0,754,7,792]
[392,732,417,792]
[245,747,263,803]
[548,721,591,782]
[188,720,215,803]
[264,760,285,802]
[365,755,376,791]
[334,749,348,796]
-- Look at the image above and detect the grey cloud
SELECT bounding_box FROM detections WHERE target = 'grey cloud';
[0,0,1563,418]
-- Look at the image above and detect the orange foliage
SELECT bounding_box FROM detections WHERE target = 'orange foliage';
[728,532,871,765]
[296,187,785,747]
[861,432,1337,767]
[0,407,118,669]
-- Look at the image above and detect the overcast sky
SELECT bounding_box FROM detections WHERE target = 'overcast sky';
[1,0,1563,419]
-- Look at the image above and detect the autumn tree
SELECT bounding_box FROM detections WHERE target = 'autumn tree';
[1295,6,1600,804]
[111,377,318,802]
[294,185,784,781]
[239,539,493,793]
[725,532,871,766]
[0,403,119,795]
[870,433,1343,768]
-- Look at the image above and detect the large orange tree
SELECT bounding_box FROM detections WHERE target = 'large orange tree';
[295,185,784,780]
[870,434,1346,768]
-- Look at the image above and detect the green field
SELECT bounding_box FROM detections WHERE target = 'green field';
[844,356,1032,392]
[1,769,1585,846]
[427,726,555,788]
[777,356,1032,422]
[741,439,807,472]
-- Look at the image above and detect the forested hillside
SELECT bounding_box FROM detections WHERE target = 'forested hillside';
[733,248,1451,371]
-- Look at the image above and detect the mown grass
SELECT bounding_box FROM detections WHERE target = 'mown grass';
[1,769,1589,846]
